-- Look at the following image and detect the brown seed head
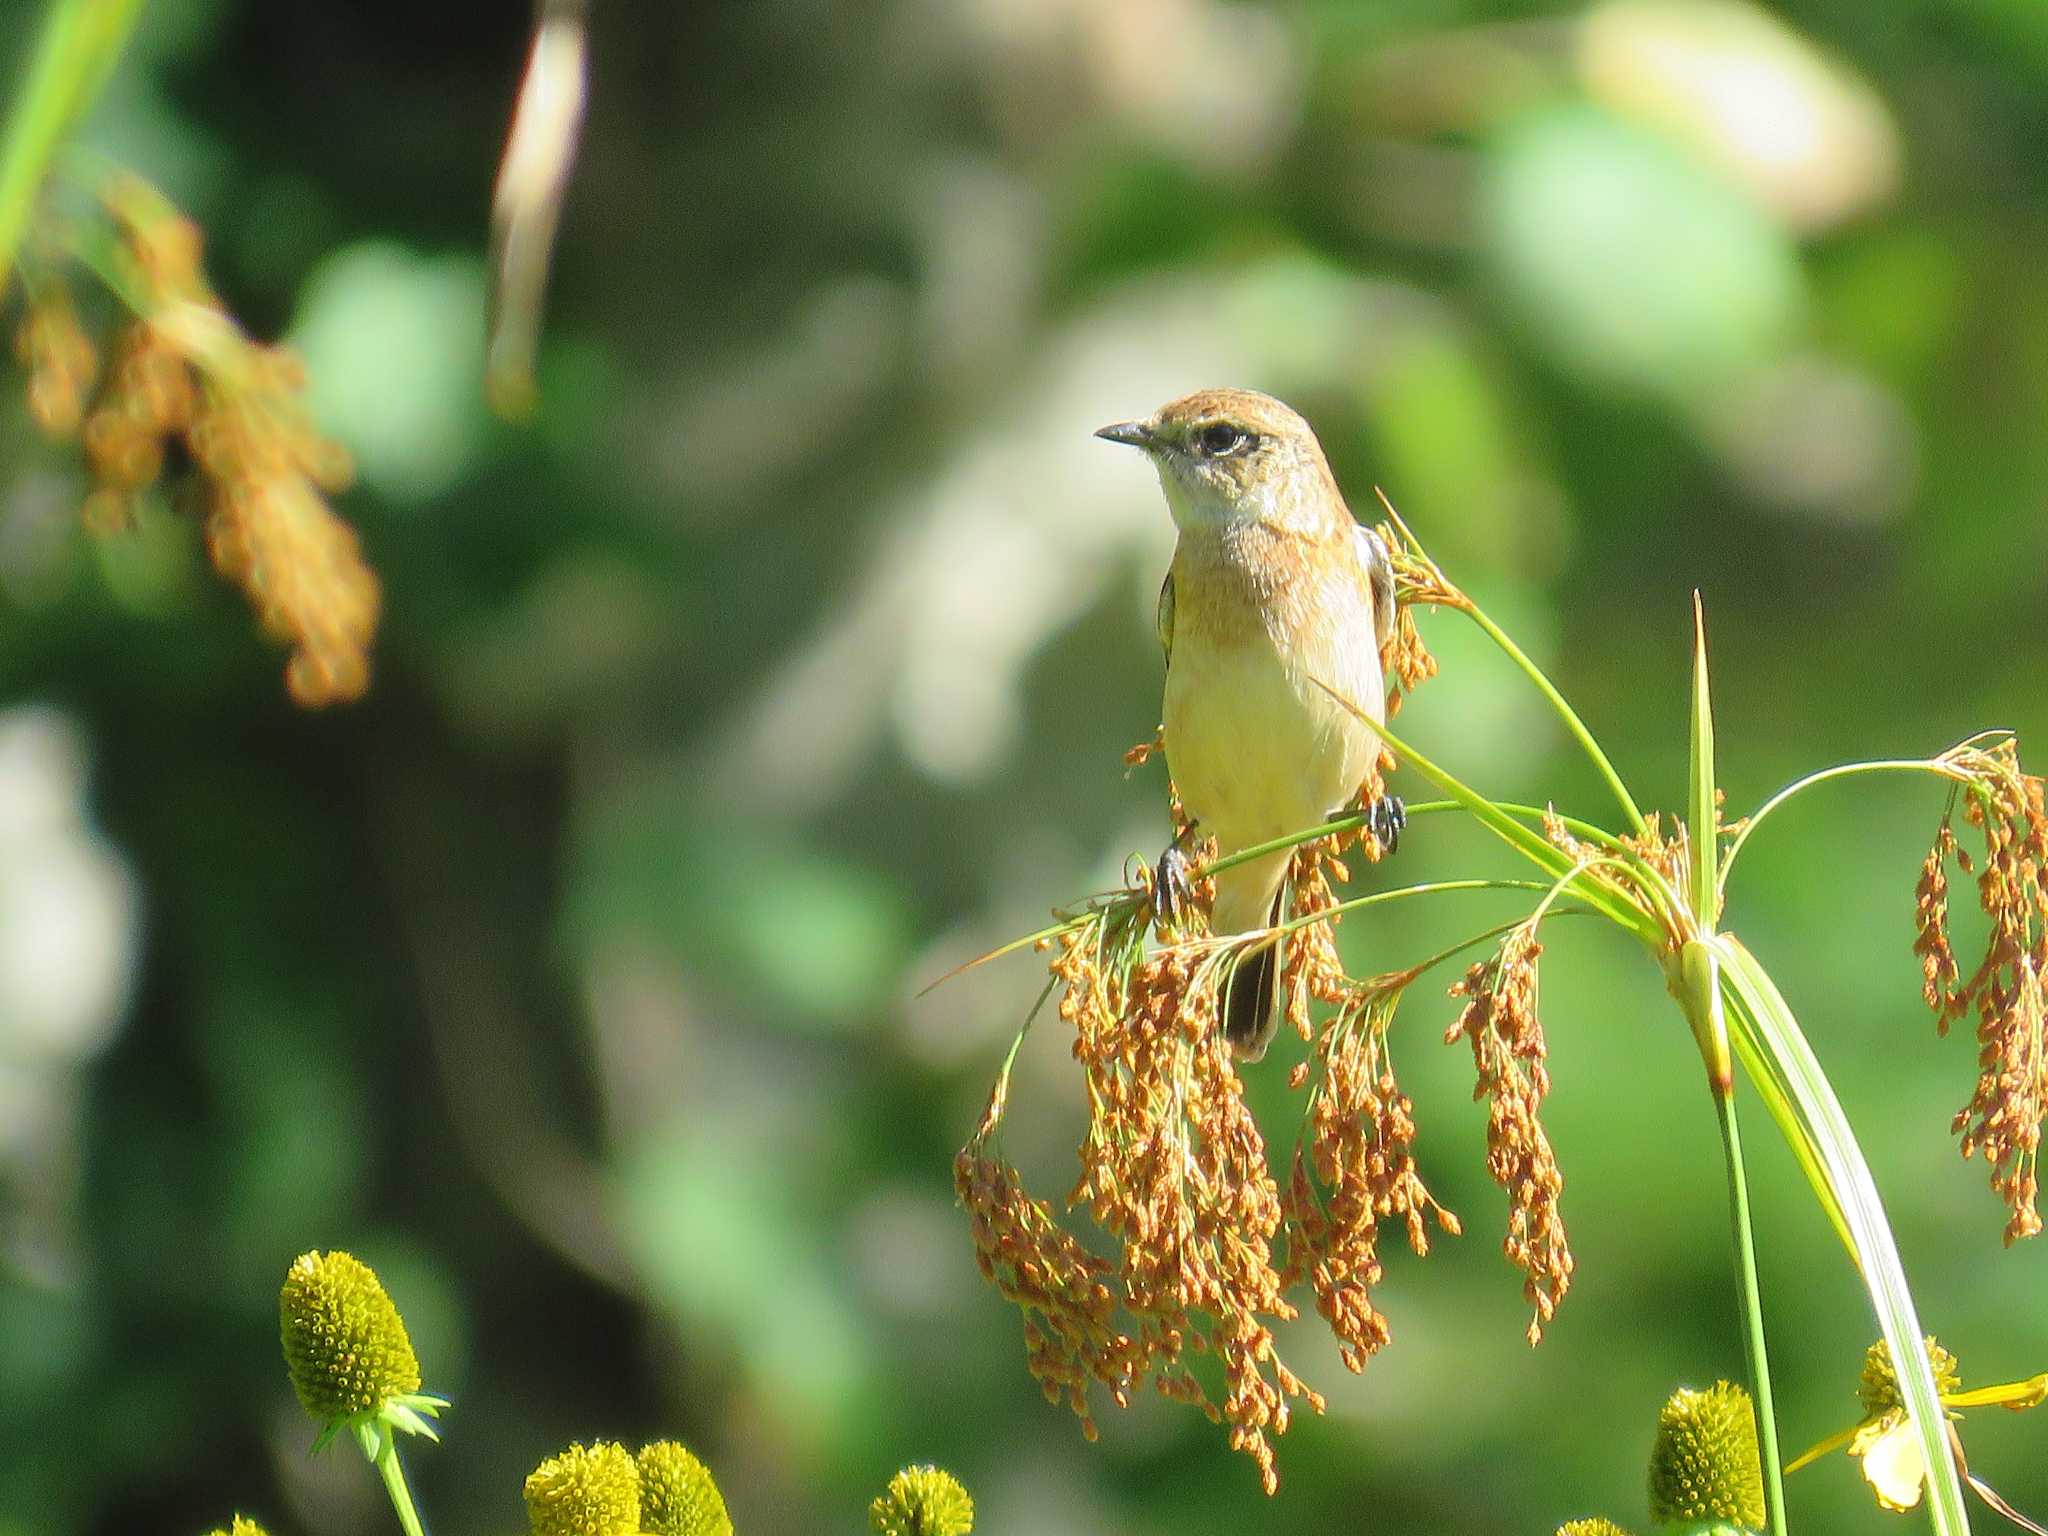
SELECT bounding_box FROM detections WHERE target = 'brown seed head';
[1447,924,1573,1341]
[1925,739,2048,1242]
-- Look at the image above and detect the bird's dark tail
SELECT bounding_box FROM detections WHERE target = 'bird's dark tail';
[1221,886,1287,1062]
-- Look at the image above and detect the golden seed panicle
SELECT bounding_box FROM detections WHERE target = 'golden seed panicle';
[1924,741,2048,1243]
[1447,925,1573,1342]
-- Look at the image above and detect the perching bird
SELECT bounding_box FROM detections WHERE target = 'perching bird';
[1096,388,1402,1062]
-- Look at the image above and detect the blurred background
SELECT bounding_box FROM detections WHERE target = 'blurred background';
[3,0,2047,1531]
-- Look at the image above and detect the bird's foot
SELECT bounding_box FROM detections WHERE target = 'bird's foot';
[1366,793,1407,857]
[1151,823,1202,932]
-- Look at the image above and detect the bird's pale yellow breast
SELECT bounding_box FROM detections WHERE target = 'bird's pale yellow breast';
[1162,519,1385,866]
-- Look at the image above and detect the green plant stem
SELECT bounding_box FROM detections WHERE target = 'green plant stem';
[374,1435,429,1536]
[1715,935,1972,1535]
[1269,876,1560,937]
[0,0,145,290]
[1719,757,1972,897]
[1716,1080,1788,1536]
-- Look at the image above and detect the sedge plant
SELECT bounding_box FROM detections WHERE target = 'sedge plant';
[950,503,2048,1530]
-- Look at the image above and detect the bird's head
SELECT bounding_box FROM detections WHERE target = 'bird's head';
[1095,387,1343,535]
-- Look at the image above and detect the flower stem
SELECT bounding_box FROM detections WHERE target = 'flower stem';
[375,1433,430,1536]
[1718,757,1972,897]
[1716,1072,1789,1536]
[1269,877,1560,937]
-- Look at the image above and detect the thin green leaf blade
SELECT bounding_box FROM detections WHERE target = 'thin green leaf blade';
[1322,683,1664,945]
[1716,935,1971,1536]
[1719,973,1854,1257]
[0,0,146,288]
[1689,592,1718,932]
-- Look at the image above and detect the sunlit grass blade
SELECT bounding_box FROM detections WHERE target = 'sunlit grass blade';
[1715,934,1972,1536]
[1314,679,1664,946]
[1688,593,1717,933]
[1719,973,1853,1256]
[0,0,144,288]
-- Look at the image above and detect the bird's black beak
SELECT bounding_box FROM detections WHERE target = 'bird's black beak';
[1094,419,1154,449]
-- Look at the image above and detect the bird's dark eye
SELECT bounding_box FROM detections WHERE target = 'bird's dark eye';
[1196,422,1250,457]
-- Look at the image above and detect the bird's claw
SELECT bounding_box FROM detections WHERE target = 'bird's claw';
[1367,793,1407,857]
[1153,837,1199,931]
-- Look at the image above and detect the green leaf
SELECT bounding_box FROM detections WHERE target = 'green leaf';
[1713,935,1971,1536]
[1688,593,1718,933]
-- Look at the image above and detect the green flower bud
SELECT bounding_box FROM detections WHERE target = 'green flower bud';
[524,1442,641,1536]
[280,1251,421,1423]
[868,1464,973,1536]
[1647,1381,1764,1530]
[638,1441,733,1536]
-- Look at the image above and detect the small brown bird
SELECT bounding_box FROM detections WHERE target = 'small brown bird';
[1097,388,1401,1061]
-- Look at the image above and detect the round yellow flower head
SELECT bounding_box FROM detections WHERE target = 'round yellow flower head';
[868,1465,974,1536]
[201,1517,272,1536]
[637,1441,733,1536]
[523,1442,641,1536]
[1555,1520,1634,1535]
[1647,1381,1765,1529]
[280,1250,422,1423]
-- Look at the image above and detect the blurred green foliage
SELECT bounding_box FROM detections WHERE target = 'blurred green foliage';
[1,1,2046,1533]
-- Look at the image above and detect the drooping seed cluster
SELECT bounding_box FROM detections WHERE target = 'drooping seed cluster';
[10,174,380,706]
[1446,925,1573,1343]
[1377,520,1449,716]
[1284,986,1459,1373]
[14,288,97,438]
[959,823,1495,1493]
[1279,832,1358,1045]
[1915,737,2048,1243]
[1077,939,1318,1495]
[955,1124,1134,1442]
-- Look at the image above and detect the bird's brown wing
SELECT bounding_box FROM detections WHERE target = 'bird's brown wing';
[1156,566,1175,666]
[1355,523,1396,650]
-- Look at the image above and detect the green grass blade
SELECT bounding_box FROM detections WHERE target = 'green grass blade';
[1715,934,1971,1535]
[1688,593,1717,933]
[1315,681,1664,946]
[0,0,146,289]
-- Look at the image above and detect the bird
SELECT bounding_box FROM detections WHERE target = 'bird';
[1096,387,1402,1062]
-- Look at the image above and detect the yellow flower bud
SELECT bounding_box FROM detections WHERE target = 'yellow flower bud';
[868,1464,973,1536]
[637,1440,732,1536]
[1647,1381,1764,1529]
[523,1442,641,1536]
[279,1251,422,1424]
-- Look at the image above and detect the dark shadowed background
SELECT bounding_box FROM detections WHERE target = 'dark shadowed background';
[3,0,2046,1531]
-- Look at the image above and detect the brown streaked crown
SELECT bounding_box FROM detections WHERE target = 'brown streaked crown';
[1104,387,1346,531]
[1150,387,1319,445]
